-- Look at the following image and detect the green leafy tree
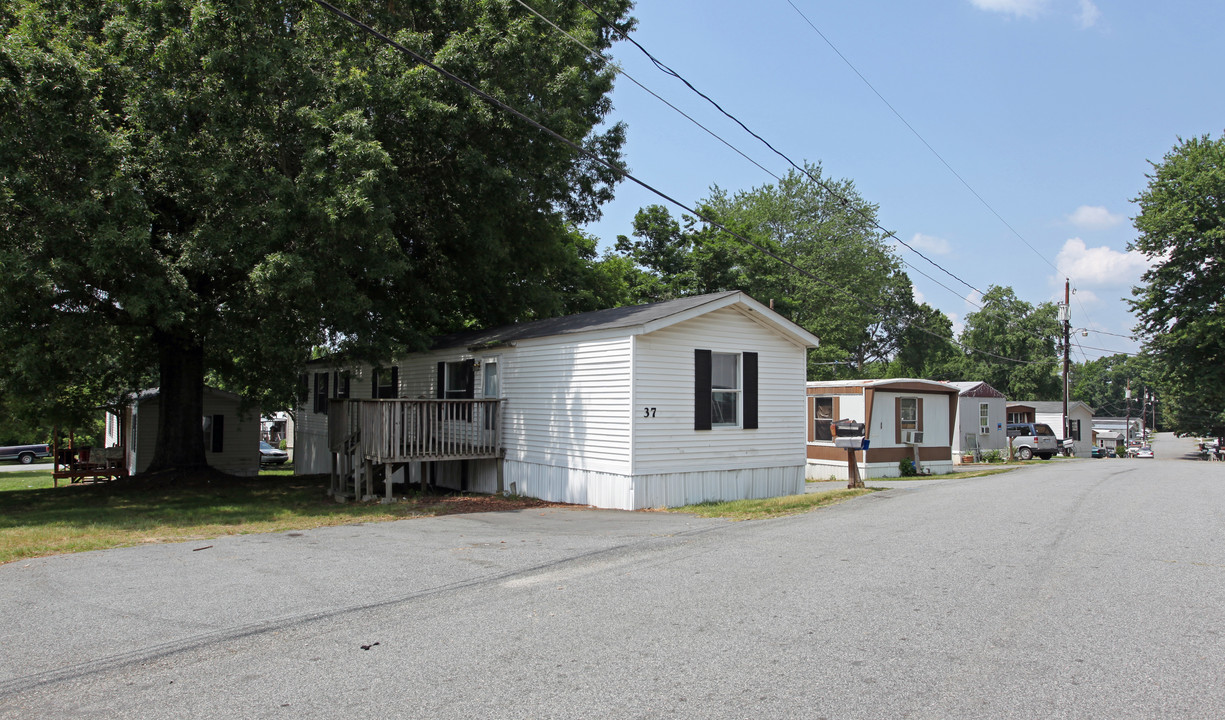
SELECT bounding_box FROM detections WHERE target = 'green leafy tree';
[1130,133,1225,436]
[614,164,926,379]
[957,286,1061,400]
[888,300,961,380]
[0,0,631,473]
[1070,353,1155,418]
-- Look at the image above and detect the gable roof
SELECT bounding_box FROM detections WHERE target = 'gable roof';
[430,291,819,351]
[807,378,960,396]
[945,381,1006,399]
[1016,400,1095,415]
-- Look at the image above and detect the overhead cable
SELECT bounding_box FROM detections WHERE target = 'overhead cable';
[309,0,1049,366]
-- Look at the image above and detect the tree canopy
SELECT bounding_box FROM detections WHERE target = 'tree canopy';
[956,286,1061,401]
[610,164,954,379]
[0,0,632,470]
[1129,133,1225,435]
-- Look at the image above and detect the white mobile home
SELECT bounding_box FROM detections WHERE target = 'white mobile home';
[946,381,1008,462]
[295,291,819,510]
[805,378,959,480]
[105,387,261,476]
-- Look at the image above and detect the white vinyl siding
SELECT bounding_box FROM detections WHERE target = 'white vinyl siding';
[633,307,807,475]
[501,334,633,475]
[129,392,260,476]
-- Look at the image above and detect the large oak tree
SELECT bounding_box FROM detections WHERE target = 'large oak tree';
[1130,133,1225,436]
[0,0,631,472]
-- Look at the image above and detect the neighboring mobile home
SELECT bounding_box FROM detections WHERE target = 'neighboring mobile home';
[295,291,820,510]
[105,387,261,476]
[946,381,1008,462]
[805,379,959,480]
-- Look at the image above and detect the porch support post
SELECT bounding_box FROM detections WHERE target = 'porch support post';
[384,463,393,503]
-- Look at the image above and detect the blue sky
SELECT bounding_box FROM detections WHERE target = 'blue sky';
[577,0,1225,362]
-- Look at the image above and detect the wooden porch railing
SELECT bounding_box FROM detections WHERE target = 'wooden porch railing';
[328,398,503,464]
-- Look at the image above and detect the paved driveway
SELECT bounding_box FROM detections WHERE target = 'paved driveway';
[3,447,1224,719]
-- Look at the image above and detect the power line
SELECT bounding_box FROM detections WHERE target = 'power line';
[567,0,985,299]
[308,0,1048,367]
[514,0,1084,364]
[782,0,1060,274]
[557,0,1080,355]
[508,0,783,184]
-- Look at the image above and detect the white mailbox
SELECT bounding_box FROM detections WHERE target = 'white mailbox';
[834,436,866,450]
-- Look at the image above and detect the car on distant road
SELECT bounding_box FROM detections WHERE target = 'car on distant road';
[259,441,289,466]
[1135,446,1155,459]
[0,443,52,465]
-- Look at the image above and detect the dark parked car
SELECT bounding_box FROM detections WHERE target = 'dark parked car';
[0,443,52,464]
[259,441,289,466]
[1090,446,1112,458]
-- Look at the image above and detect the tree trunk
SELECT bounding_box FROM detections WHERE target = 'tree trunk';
[145,330,208,474]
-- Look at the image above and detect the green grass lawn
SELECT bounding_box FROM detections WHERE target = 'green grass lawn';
[668,487,876,521]
[0,467,544,565]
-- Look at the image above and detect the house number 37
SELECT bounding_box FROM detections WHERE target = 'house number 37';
[643,407,657,418]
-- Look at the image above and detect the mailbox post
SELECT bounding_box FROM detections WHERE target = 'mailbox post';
[832,420,867,489]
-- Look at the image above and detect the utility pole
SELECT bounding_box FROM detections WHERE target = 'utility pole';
[1061,279,1070,446]
[1140,387,1148,442]
[1125,380,1132,448]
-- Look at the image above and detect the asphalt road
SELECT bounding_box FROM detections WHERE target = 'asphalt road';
[2,434,1223,719]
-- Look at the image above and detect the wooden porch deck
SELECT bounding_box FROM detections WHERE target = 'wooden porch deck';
[327,398,504,501]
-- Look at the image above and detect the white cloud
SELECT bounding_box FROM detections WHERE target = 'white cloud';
[912,286,927,305]
[909,232,951,255]
[1077,0,1101,28]
[1056,237,1151,288]
[969,0,1047,18]
[949,312,965,338]
[1068,205,1124,230]
[969,0,1102,26]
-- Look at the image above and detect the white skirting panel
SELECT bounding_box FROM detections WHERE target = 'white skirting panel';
[296,431,331,476]
[504,460,635,510]
[806,459,954,480]
[632,465,804,509]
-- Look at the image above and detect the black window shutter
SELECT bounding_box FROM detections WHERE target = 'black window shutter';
[743,351,758,429]
[463,361,475,399]
[371,368,381,398]
[211,414,224,453]
[297,373,309,403]
[694,349,712,431]
[436,362,445,399]
[314,373,329,413]
[389,366,398,398]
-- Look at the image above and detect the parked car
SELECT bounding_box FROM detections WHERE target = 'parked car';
[1135,446,1155,459]
[259,441,289,466]
[1006,423,1059,460]
[1090,446,1112,458]
[0,443,52,464]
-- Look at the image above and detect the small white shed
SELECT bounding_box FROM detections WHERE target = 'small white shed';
[106,387,261,476]
[295,291,819,510]
[946,381,1008,462]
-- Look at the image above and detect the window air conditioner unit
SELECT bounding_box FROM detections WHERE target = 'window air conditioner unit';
[903,430,924,444]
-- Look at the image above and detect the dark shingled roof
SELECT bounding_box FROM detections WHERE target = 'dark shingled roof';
[430,291,744,351]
